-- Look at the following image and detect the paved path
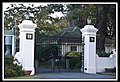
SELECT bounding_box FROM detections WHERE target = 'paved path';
[33,72,116,80]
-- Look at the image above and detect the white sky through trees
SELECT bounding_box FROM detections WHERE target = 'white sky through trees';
[3,2,65,18]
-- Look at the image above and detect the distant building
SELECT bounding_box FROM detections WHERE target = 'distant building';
[4,30,15,56]
[36,26,114,56]
[55,26,114,55]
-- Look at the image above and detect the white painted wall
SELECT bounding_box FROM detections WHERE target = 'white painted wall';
[61,41,116,73]
[96,53,116,72]
[61,43,82,56]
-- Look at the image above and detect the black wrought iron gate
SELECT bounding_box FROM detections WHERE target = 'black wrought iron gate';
[35,35,84,73]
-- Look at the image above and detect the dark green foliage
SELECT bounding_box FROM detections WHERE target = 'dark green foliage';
[66,4,97,27]
[4,55,24,78]
[97,51,111,57]
[58,59,66,68]
[65,51,82,69]
[65,51,80,57]
[4,4,67,36]
[69,57,81,69]
[47,4,65,13]
[96,4,116,52]
[35,44,58,62]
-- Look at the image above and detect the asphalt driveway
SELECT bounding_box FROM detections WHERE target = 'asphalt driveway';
[33,72,116,80]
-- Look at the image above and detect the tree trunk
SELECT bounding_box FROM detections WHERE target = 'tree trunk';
[95,5,108,52]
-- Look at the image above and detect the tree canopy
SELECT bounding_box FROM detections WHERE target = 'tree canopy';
[4,4,68,36]
[4,3,116,51]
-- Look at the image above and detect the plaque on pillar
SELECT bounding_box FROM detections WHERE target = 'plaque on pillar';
[26,33,33,40]
[90,37,95,42]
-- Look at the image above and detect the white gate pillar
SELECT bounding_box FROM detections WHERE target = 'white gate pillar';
[18,20,37,75]
[80,25,98,74]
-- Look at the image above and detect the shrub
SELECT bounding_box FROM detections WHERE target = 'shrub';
[65,52,82,69]
[97,51,111,57]
[65,51,80,57]
[69,57,81,69]
[4,55,24,78]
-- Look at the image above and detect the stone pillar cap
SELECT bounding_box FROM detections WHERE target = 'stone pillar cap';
[80,25,98,33]
[18,20,37,29]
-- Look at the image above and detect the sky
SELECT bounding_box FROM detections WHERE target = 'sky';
[3,2,116,18]
[3,2,48,11]
[2,2,65,18]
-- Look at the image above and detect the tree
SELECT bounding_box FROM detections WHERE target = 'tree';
[95,5,108,52]
[4,4,40,37]
[95,4,116,52]
[4,3,116,52]
[65,4,97,27]
[36,5,68,36]
[65,4,116,52]
[106,5,116,48]
[106,5,116,39]
[4,4,68,36]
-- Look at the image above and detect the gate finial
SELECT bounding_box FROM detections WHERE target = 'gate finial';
[87,16,92,25]
[24,12,30,20]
